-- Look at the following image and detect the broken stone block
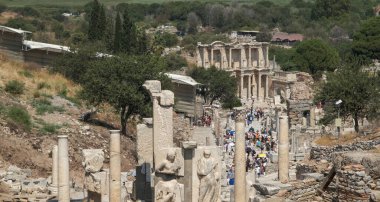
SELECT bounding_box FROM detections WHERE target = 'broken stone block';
[82,149,104,173]
[21,178,48,194]
[253,183,280,196]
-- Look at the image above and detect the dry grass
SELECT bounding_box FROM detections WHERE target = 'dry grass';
[315,130,380,146]
[0,54,81,99]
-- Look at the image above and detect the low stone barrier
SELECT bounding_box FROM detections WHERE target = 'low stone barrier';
[288,179,319,201]
[310,140,380,161]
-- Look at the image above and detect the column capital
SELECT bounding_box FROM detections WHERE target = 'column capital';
[234,107,246,122]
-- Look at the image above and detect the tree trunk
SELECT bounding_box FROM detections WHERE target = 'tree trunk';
[354,114,359,133]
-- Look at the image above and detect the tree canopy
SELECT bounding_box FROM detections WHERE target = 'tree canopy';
[272,39,340,79]
[81,55,170,136]
[314,64,380,132]
[352,17,380,61]
[189,67,241,109]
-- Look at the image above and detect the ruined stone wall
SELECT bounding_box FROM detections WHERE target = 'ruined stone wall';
[322,165,373,202]
[287,100,312,126]
[310,140,380,161]
[288,179,319,201]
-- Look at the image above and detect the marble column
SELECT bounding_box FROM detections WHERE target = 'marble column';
[234,107,246,202]
[248,47,252,67]
[248,74,251,99]
[310,107,315,127]
[278,116,289,182]
[257,73,261,102]
[265,75,269,99]
[210,48,214,66]
[240,75,244,99]
[182,141,197,202]
[58,135,70,202]
[229,48,232,69]
[109,130,121,202]
[51,145,58,194]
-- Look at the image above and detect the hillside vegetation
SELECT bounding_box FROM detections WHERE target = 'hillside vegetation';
[0,0,293,7]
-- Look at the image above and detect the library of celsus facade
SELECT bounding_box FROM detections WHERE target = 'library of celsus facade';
[196,41,271,101]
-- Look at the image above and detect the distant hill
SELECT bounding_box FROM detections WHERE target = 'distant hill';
[0,0,292,7]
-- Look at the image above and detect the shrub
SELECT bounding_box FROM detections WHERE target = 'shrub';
[37,82,51,90]
[18,70,34,78]
[5,80,25,95]
[6,106,32,131]
[0,3,7,13]
[40,123,61,134]
[32,98,65,115]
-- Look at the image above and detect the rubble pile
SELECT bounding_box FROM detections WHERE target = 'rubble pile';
[288,178,319,201]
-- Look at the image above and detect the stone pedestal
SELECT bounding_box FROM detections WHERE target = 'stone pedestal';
[58,135,70,202]
[234,107,246,202]
[109,130,121,202]
[278,116,289,182]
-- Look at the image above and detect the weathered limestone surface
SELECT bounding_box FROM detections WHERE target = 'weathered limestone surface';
[253,184,280,196]
[155,179,184,202]
[21,178,48,194]
[288,179,318,201]
[58,135,70,202]
[109,130,121,202]
[82,149,104,173]
[192,146,222,202]
[155,148,184,176]
[278,116,289,182]
[136,118,153,165]
[234,107,246,202]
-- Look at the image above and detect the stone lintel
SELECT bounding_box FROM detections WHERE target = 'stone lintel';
[143,80,161,95]
[182,141,197,149]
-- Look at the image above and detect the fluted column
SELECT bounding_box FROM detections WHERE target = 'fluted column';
[110,130,121,202]
[278,116,289,182]
[210,48,214,66]
[234,107,246,202]
[248,47,252,67]
[240,75,244,99]
[58,135,70,202]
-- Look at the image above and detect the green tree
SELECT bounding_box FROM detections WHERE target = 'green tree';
[311,0,351,20]
[81,55,169,136]
[352,17,380,61]
[292,39,340,79]
[88,0,105,41]
[163,53,187,71]
[189,67,239,106]
[114,12,122,52]
[314,64,380,133]
[120,11,137,53]
[154,32,178,47]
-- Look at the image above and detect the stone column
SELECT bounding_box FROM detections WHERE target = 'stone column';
[248,47,252,67]
[310,107,315,127]
[265,75,269,99]
[248,74,251,99]
[229,48,232,69]
[203,47,208,67]
[210,49,214,66]
[182,141,197,202]
[109,130,121,202]
[240,75,244,99]
[58,135,70,202]
[234,107,246,202]
[51,145,58,194]
[257,73,261,102]
[278,116,289,182]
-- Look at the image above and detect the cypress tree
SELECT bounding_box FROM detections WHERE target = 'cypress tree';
[114,12,122,53]
[88,0,100,41]
[98,5,106,39]
[121,11,137,54]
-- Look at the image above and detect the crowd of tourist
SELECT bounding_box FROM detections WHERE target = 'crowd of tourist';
[224,109,277,185]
